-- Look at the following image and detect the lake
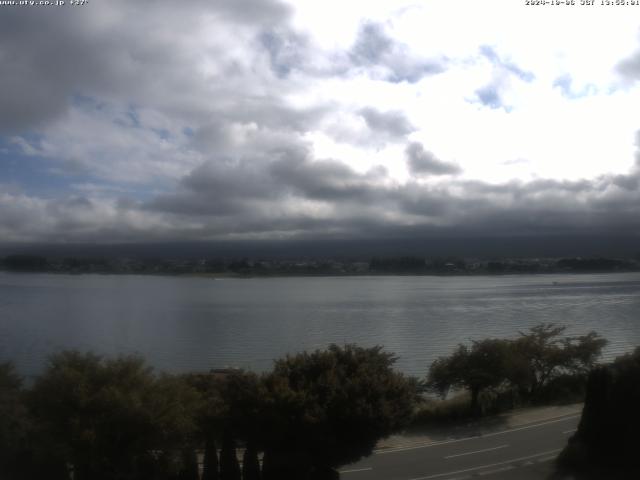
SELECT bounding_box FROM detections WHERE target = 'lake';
[1,272,639,378]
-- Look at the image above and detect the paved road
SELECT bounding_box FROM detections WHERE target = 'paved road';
[340,413,579,480]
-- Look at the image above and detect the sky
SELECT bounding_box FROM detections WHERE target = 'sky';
[1,0,640,251]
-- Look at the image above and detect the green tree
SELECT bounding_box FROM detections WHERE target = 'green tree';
[186,369,266,480]
[427,339,511,413]
[216,371,265,445]
[557,347,640,476]
[2,254,48,271]
[178,448,199,480]
[201,437,219,480]
[242,440,261,480]
[183,371,224,480]
[261,344,418,478]
[219,430,241,480]
[0,363,25,447]
[0,362,33,479]
[0,361,71,480]
[513,324,607,397]
[427,324,608,411]
[28,351,201,480]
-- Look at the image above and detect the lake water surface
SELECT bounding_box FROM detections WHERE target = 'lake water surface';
[1,272,639,378]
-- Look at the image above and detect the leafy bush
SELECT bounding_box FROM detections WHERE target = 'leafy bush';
[425,323,606,413]
[557,348,640,477]
[260,344,419,477]
[410,393,473,426]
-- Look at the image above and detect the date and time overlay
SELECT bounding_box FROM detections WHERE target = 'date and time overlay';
[0,0,87,7]
[1,0,639,7]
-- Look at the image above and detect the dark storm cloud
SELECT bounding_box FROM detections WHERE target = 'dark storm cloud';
[458,176,611,202]
[5,150,640,243]
[145,139,314,216]
[259,30,309,78]
[148,160,277,216]
[270,156,388,202]
[396,184,459,218]
[611,174,639,191]
[401,164,640,237]
[410,173,634,237]
[358,107,415,138]
[145,148,393,221]
[0,0,295,133]
[0,9,112,131]
[395,172,640,237]
[207,0,292,25]
[141,143,640,241]
[406,142,462,176]
[350,22,394,64]
[349,21,446,83]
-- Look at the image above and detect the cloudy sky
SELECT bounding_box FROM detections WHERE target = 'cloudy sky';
[1,0,640,248]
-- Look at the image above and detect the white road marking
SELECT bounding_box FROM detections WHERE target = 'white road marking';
[562,429,576,434]
[340,467,373,474]
[407,448,562,480]
[536,455,558,463]
[375,414,579,455]
[478,465,515,476]
[444,444,508,459]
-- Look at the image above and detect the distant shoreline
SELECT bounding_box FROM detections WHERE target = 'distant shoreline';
[2,268,640,279]
[2,253,639,278]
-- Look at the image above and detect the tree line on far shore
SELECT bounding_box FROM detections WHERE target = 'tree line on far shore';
[3,253,639,276]
[0,324,610,480]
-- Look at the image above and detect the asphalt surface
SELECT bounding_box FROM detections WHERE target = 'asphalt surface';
[340,413,579,480]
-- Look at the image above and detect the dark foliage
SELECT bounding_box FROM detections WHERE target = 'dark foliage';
[242,441,261,480]
[426,324,607,412]
[178,448,199,480]
[262,344,419,471]
[2,345,418,479]
[201,437,219,480]
[2,254,48,271]
[556,257,629,271]
[558,348,640,476]
[0,363,30,479]
[26,352,200,480]
[369,256,427,272]
[219,431,241,480]
[428,339,510,413]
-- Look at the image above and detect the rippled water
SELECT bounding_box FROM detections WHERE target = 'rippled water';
[1,272,639,378]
